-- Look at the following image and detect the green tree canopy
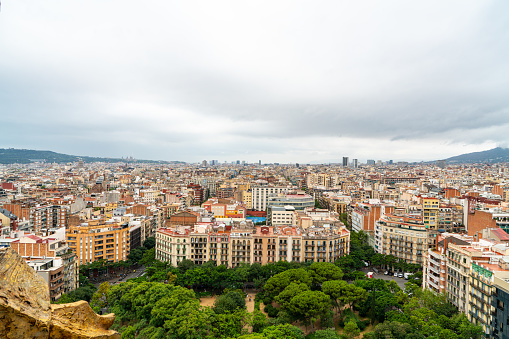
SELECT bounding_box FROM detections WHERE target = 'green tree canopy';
[213,290,246,314]
[287,290,330,329]
[275,282,310,309]
[264,268,312,297]
[308,262,344,286]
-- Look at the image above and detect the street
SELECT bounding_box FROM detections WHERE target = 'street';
[92,265,146,288]
[361,267,408,290]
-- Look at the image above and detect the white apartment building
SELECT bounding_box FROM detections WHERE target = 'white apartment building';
[251,186,289,211]
[269,206,297,226]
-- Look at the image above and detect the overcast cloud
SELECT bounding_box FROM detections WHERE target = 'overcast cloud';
[1,0,509,163]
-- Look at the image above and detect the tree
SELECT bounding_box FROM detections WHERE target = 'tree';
[140,247,156,266]
[307,329,342,339]
[143,237,155,249]
[127,247,146,264]
[238,335,265,339]
[209,309,249,338]
[262,324,304,339]
[287,290,330,330]
[264,268,312,297]
[343,320,360,339]
[251,309,269,333]
[213,290,246,314]
[275,282,309,309]
[322,280,367,312]
[309,262,344,286]
[90,281,110,313]
[369,321,414,339]
[55,283,97,304]
[177,259,196,274]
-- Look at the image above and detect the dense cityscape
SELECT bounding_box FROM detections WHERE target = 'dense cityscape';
[1,157,509,338]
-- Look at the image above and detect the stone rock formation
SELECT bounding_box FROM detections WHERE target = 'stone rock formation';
[0,247,120,339]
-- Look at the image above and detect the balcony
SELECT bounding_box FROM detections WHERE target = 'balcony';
[429,265,440,274]
[428,280,439,289]
[429,257,441,266]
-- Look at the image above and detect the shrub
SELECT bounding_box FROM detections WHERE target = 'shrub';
[264,304,279,318]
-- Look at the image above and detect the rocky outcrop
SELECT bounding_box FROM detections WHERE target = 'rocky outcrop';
[0,247,120,339]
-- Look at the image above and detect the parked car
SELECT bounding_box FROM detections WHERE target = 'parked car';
[393,272,398,277]
[384,271,389,275]
[398,273,404,278]
[404,273,411,280]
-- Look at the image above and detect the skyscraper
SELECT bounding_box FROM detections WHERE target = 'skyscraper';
[342,157,349,167]
[353,159,358,168]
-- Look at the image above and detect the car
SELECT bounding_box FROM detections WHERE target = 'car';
[398,273,403,278]
[384,271,389,275]
[394,272,398,277]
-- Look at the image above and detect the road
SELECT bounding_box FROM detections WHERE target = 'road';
[361,267,408,290]
[92,265,146,287]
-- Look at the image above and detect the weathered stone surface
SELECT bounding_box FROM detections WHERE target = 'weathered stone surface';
[0,247,120,339]
[50,301,119,339]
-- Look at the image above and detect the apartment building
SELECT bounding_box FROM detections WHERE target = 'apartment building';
[202,198,247,220]
[438,203,464,231]
[251,186,289,211]
[422,197,439,230]
[139,189,160,203]
[374,213,437,265]
[241,190,253,210]
[253,226,279,264]
[9,232,78,300]
[422,232,509,338]
[160,203,180,220]
[468,261,509,337]
[156,223,350,267]
[2,202,68,235]
[230,230,253,267]
[491,271,509,339]
[155,228,189,266]
[423,235,470,295]
[67,220,130,264]
[189,224,210,265]
[446,243,481,314]
[28,258,65,301]
[351,202,393,233]
[303,226,350,262]
[268,206,297,226]
[208,230,230,266]
[320,193,351,215]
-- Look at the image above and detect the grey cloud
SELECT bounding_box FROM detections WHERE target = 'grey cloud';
[1,0,509,162]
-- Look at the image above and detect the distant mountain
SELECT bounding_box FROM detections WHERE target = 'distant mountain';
[444,147,509,164]
[0,148,183,165]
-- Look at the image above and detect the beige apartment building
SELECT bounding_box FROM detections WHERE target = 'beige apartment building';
[155,224,350,267]
[375,213,437,265]
[446,243,481,314]
[155,228,189,266]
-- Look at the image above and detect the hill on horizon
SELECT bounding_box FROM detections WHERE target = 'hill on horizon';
[443,147,509,164]
[0,148,182,165]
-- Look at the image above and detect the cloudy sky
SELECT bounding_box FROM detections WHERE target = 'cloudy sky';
[1,1,509,163]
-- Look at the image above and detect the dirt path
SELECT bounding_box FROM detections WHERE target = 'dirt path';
[245,294,255,312]
[199,296,217,307]
[200,293,255,312]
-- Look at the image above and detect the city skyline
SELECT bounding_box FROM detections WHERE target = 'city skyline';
[1,1,508,163]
